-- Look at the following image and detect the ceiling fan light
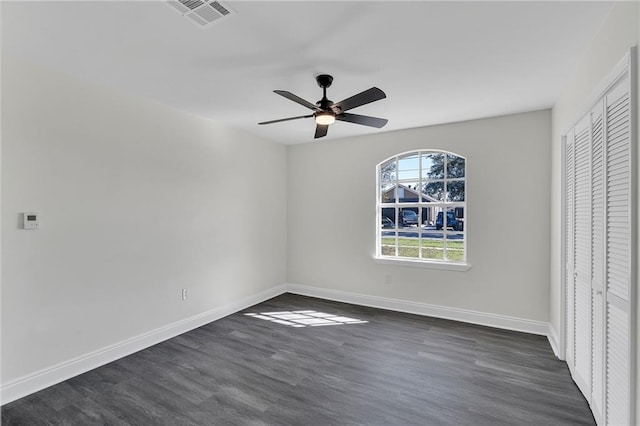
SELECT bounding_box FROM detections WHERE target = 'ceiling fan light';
[315,112,335,125]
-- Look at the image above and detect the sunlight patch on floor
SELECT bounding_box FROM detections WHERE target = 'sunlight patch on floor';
[244,310,368,327]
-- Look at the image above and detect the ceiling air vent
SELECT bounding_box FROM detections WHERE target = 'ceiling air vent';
[166,0,234,28]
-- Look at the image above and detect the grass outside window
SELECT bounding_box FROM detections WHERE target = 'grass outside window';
[382,237,464,261]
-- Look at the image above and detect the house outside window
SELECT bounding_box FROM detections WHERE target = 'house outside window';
[376,150,467,267]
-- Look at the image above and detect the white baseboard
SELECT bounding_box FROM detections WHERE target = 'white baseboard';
[285,283,550,336]
[0,284,287,406]
[547,324,562,359]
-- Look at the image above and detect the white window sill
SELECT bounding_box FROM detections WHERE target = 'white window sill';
[373,256,471,271]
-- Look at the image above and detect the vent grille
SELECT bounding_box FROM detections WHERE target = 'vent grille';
[166,0,234,28]
[180,0,204,11]
[210,1,230,16]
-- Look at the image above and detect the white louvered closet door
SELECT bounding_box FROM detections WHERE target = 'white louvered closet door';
[603,71,632,426]
[574,115,593,398]
[565,131,576,371]
[590,102,605,423]
[563,50,635,426]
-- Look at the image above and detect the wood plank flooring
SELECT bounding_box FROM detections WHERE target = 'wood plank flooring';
[2,293,595,425]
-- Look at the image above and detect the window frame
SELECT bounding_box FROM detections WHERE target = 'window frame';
[374,149,470,271]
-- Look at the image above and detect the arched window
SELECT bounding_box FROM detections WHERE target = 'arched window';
[376,150,467,266]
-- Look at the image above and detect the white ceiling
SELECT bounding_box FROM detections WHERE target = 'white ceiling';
[2,1,613,144]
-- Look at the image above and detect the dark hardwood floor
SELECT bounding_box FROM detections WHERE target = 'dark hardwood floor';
[2,293,594,425]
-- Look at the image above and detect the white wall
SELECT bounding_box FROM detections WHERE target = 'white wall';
[287,110,551,323]
[1,56,287,386]
[549,2,639,422]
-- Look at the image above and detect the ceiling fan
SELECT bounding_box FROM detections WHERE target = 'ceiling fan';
[258,74,388,139]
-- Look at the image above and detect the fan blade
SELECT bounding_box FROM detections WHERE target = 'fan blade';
[336,112,388,128]
[331,87,386,112]
[314,124,329,139]
[274,90,320,111]
[258,114,313,125]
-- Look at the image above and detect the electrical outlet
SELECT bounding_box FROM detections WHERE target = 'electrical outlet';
[181,288,188,301]
[385,274,392,285]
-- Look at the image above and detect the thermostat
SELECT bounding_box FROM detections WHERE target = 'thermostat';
[23,212,39,230]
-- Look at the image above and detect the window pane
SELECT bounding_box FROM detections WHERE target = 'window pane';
[422,205,438,225]
[398,154,419,180]
[380,208,396,230]
[446,154,465,178]
[380,207,396,256]
[397,182,420,203]
[397,235,419,259]
[380,183,395,203]
[436,207,463,231]
[445,229,465,261]
[380,159,396,183]
[398,208,420,228]
[381,242,396,256]
[422,153,444,179]
[421,229,444,260]
[447,180,465,202]
[422,181,445,201]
